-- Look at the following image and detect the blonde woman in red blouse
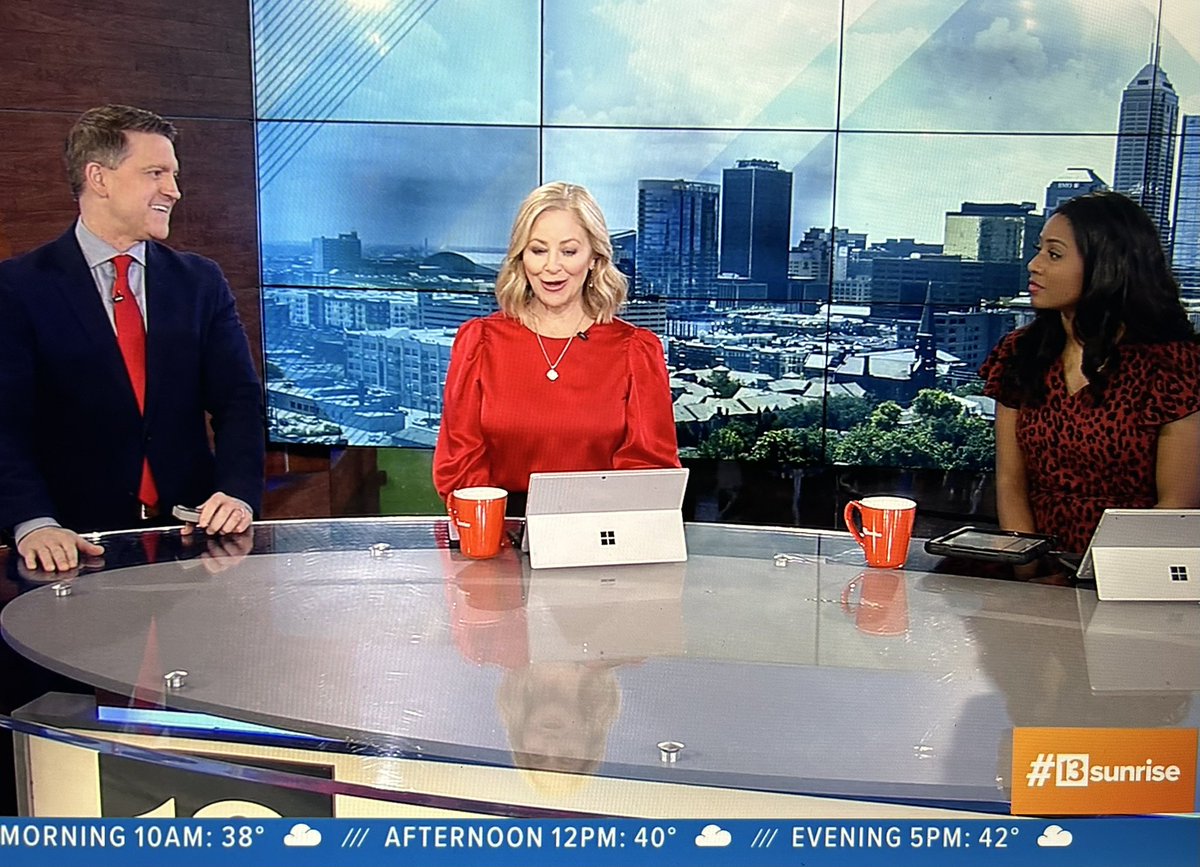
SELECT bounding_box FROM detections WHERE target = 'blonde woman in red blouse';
[434,182,680,510]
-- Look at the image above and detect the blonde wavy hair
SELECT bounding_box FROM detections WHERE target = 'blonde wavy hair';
[495,182,628,326]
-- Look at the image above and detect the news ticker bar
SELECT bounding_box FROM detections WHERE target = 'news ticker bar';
[0,818,1197,867]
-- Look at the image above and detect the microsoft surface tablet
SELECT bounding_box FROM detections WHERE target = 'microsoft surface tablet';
[1076,509,1200,601]
[524,468,689,570]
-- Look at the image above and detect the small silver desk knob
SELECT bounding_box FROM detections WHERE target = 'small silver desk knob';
[164,670,189,690]
[657,740,685,763]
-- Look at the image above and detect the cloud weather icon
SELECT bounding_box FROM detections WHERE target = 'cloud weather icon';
[695,824,732,847]
[1037,825,1073,848]
[284,823,323,847]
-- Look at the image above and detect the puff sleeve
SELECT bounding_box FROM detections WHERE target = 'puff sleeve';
[613,328,681,470]
[433,318,491,498]
[1143,340,1200,426]
[979,330,1022,408]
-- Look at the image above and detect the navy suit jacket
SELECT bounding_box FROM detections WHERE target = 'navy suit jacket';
[0,227,265,535]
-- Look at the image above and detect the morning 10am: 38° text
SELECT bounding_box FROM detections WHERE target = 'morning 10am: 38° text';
[0,824,261,850]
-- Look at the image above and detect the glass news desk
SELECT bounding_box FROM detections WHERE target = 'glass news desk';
[2,519,1198,819]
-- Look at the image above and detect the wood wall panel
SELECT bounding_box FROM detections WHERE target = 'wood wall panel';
[168,118,262,366]
[0,0,253,118]
[0,112,76,256]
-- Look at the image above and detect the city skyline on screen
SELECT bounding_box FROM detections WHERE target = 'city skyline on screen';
[254,0,1200,459]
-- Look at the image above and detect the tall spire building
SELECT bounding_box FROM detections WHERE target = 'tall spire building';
[1113,60,1179,242]
[912,282,938,392]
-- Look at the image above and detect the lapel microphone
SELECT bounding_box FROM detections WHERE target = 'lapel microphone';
[577,330,589,341]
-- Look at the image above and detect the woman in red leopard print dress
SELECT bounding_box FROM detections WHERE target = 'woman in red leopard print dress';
[980,192,1200,554]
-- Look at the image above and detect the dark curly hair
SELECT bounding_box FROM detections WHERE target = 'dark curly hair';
[998,191,1196,405]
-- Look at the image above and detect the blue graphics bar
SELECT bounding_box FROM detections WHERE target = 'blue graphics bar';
[0,818,1197,866]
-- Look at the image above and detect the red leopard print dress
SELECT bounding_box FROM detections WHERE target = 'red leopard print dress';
[981,332,1200,553]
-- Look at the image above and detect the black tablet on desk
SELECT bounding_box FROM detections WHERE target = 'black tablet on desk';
[924,526,1055,565]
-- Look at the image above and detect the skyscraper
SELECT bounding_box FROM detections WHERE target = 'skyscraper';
[312,231,363,272]
[719,159,793,299]
[1113,61,1179,241]
[636,179,720,302]
[611,229,637,283]
[1172,115,1200,296]
[1044,168,1107,215]
[943,202,1043,264]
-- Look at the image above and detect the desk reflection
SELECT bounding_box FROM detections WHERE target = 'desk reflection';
[498,661,623,776]
[840,569,908,636]
[927,573,1195,794]
[445,555,685,776]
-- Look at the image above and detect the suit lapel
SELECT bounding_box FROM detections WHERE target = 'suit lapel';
[48,229,114,339]
[47,229,135,404]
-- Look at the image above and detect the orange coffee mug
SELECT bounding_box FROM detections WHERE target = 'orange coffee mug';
[843,495,917,569]
[448,486,508,559]
[841,570,908,636]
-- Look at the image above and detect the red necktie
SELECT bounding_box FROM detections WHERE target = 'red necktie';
[111,255,159,509]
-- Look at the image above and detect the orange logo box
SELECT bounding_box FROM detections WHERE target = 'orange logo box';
[1011,727,1197,816]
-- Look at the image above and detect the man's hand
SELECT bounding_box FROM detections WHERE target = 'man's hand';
[17,526,105,572]
[179,491,253,537]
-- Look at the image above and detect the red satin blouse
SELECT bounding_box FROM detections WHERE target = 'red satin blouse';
[433,313,680,498]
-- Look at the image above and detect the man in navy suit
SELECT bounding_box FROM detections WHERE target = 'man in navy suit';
[0,104,265,572]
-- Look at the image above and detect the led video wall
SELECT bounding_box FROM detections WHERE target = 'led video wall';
[254,0,1199,472]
